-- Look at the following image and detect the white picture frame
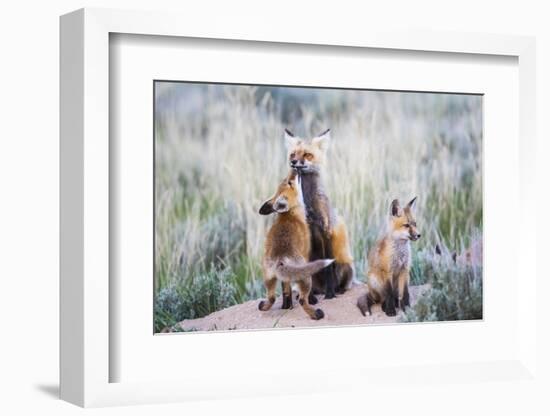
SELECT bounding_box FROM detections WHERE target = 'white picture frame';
[60,7,537,407]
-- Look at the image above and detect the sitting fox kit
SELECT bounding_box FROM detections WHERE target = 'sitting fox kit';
[284,128,354,299]
[357,198,421,317]
[258,171,333,320]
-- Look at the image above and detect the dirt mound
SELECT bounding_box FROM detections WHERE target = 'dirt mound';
[173,283,429,332]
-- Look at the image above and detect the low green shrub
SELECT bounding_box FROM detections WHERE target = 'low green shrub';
[154,267,238,332]
[401,258,482,322]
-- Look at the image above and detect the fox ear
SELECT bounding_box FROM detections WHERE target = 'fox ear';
[406,196,417,211]
[259,199,275,215]
[312,128,330,152]
[284,129,298,150]
[390,199,401,217]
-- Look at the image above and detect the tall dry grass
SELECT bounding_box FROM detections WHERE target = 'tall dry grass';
[154,83,483,331]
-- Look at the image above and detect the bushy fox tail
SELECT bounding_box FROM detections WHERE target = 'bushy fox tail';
[276,258,334,279]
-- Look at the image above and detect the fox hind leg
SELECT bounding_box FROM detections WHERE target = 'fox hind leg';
[357,291,376,316]
[295,292,318,305]
[259,276,277,312]
[297,279,324,320]
[336,262,353,294]
[332,218,354,295]
[281,281,293,309]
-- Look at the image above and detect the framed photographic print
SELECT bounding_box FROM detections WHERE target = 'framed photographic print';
[60,7,538,408]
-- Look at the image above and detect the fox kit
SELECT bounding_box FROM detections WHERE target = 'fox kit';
[258,171,333,320]
[357,198,421,317]
[284,128,354,300]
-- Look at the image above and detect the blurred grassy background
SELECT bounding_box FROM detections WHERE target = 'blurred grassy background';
[154,82,483,332]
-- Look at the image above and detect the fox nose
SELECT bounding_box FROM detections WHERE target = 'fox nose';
[290,159,298,166]
[416,234,421,239]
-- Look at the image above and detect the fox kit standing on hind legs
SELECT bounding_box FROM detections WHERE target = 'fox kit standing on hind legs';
[357,198,421,317]
[258,171,333,320]
[284,128,354,300]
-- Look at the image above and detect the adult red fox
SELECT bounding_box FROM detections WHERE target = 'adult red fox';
[357,198,421,317]
[258,171,333,320]
[284,129,354,300]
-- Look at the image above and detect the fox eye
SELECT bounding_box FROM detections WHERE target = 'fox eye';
[290,152,296,158]
[287,181,293,187]
[304,153,313,160]
[403,224,410,228]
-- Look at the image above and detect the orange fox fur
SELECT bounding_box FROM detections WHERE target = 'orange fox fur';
[258,171,333,320]
[357,198,421,317]
[284,129,354,297]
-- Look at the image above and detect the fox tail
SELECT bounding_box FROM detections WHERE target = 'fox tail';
[275,258,334,279]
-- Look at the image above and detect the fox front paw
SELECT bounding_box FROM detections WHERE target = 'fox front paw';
[383,298,396,317]
[324,291,336,300]
[281,294,293,310]
[258,297,275,311]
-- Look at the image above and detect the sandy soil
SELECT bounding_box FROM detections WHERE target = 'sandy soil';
[174,283,430,332]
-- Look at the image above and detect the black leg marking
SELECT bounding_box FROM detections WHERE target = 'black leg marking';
[401,284,410,310]
[258,300,265,310]
[281,294,292,309]
[323,263,337,299]
[314,309,325,320]
[281,281,292,309]
[308,292,318,305]
[323,236,337,299]
[384,282,396,317]
[384,297,396,317]
[308,223,337,299]
[309,225,325,291]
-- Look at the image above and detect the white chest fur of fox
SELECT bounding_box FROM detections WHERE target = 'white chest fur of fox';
[391,240,411,276]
